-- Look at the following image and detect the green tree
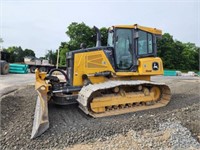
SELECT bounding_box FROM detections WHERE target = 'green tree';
[66,22,96,50]
[4,47,15,62]
[23,49,35,57]
[157,33,199,71]
[173,40,185,70]
[157,33,175,69]
[3,46,36,63]
[14,46,24,62]
[59,22,108,65]
[45,50,57,65]
[181,43,199,71]
[5,46,24,62]
[39,57,45,59]
[194,46,200,71]
[59,42,69,65]
[100,27,108,46]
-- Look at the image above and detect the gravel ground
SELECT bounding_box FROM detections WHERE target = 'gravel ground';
[1,76,200,149]
[70,121,200,150]
[0,73,34,97]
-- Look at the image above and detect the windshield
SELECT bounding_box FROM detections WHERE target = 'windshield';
[115,28,133,70]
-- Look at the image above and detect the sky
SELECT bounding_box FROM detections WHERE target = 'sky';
[1,0,199,57]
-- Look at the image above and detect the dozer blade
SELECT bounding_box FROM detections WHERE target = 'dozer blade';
[31,88,49,139]
[31,69,49,139]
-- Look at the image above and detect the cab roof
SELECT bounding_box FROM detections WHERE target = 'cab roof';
[112,24,162,35]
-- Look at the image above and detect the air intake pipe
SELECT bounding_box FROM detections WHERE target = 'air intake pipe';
[93,26,101,47]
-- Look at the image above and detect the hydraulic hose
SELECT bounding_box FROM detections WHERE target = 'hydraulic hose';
[48,68,68,81]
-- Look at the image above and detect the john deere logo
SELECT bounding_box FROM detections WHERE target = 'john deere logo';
[152,62,159,70]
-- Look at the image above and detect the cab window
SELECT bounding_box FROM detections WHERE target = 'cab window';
[148,33,153,53]
[107,30,114,47]
[138,31,153,55]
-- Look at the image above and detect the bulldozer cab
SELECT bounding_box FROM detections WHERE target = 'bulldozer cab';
[107,25,161,71]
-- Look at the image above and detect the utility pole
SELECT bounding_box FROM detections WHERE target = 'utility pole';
[56,49,60,69]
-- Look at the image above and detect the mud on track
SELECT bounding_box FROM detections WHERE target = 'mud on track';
[1,76,200,149]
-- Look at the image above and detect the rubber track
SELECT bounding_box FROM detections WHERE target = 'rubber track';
[77,80,171,118]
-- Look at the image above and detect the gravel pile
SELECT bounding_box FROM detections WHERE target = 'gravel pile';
[132,121,200,150]
[70,121,200,150]
[159,122,200,149]
[1,77,200,149]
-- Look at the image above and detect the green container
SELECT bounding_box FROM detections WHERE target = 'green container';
[9,63,28,73]
[164,70,177,76]
[9,63,28,68]
[9,69,28,74]
[9,67,26,71]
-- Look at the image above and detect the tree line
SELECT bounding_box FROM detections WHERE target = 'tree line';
[157,34,199,71]
[2,46,57,65]
[3,22,199,71]
[3,46,35,63]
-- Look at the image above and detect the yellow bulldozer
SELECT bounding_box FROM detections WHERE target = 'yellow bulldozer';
[31,24,171,139]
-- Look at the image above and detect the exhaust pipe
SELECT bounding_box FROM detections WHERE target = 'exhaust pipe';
[93,26,101,47]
